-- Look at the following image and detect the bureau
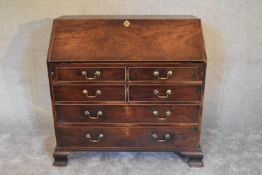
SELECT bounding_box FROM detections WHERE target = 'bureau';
[47,15,207,167]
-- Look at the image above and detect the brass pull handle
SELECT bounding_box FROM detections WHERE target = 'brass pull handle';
[82,70,100,80]
[153,111,171,120]
[152,133,171,143]
[153,71,173,80]
[84,110,103,119]
[85,133,104,143]
[153,89,172,98]
[82,89,101,98]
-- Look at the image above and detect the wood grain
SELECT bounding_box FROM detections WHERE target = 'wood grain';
[48,17,205,62]
[47,16,207,167]
[56,67,125,82]
[53,84,126,102]
[56,126,199,148]
[129,67,201,82]
[129,84,201,102]
[55,104,200,124]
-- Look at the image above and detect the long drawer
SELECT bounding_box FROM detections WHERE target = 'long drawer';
[55,104,200,124]
[53,85,126,102]
[129,85,201,102]
[56,126,199,148]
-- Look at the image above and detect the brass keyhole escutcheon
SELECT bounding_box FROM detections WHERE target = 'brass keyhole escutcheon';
[123,20,130,27]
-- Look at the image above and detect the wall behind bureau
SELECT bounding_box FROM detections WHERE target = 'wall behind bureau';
[0,0,261,137]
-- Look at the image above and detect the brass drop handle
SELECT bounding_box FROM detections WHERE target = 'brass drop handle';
[153,71,173,80]
[84,110,103,119]
[82,89,101,98]
[152,133,171,143]
[82,70,100,80]
[153,111,171,120]
[153,89,172,98]
[85,133,104,143]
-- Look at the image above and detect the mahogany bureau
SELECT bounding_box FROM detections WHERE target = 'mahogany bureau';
[47,15,207,167]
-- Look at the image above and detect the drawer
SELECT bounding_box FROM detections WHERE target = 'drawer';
[55,104,199,124]
[56,126,199,148]
[129,85,201,102]
[56,67,125,82]
[53,85,126,102]
[129,67,201,82]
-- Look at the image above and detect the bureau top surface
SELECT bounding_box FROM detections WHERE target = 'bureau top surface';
[47,15,206,62]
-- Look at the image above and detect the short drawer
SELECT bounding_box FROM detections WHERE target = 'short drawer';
[55,104,199,124]
[56,67,125,82]
[129,85,201,102]
[56,126,199,148]
[53,85,126,102]
[129,67,201,82]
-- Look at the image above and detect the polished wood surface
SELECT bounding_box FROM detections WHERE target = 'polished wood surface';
[55,104,200,124]
[48,15,207,167]
[56,126,199,148]
[129,67,201,82]
[47,16,206,62]
[56,67,125,82]
[53,84,126,102]
[129,85,201,102]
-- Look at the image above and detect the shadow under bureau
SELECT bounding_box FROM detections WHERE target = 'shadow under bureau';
[47,15,207,167]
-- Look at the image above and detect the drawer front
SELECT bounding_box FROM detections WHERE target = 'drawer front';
[56,67,125,82]
[129,67,201,82]
[53,85,126,102]
[129,85,201,102]
[57,126,199,148]
[55,104,199,124]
